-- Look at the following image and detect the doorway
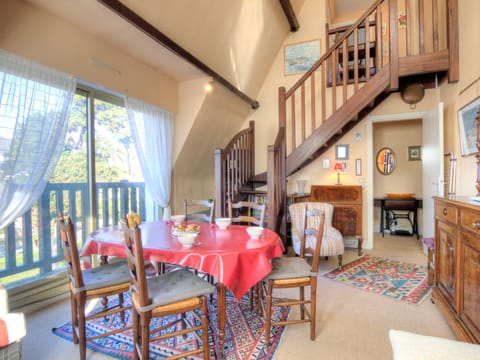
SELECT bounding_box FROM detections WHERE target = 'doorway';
[366,103,444,250]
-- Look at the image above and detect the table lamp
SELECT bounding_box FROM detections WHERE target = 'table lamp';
[334,162,343,185]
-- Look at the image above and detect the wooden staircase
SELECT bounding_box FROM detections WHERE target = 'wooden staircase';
[216,0,459,246]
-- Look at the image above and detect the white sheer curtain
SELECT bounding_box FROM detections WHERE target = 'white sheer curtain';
[0,50,76,229]
[125,97,174,218]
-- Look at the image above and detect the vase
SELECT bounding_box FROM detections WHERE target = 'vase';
[296,180,307,195]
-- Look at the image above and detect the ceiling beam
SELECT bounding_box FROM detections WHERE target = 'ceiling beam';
[279,0,300,32]
[97,0,260,109]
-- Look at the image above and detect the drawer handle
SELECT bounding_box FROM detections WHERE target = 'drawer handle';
[472,221,480,229]
[442,208,448,216]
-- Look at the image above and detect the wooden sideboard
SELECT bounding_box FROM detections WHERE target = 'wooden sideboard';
[310,185,363,255]
[433,196,480,344]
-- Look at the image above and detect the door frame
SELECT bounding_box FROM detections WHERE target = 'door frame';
[366,109,438,249]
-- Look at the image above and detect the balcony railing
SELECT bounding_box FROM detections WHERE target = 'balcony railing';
[0,181,145,285]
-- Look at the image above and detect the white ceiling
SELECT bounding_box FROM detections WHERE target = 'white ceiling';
[25,0,372,83]
[25,0,204,81]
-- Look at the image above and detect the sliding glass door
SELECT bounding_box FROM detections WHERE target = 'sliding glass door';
[0,86,145,286]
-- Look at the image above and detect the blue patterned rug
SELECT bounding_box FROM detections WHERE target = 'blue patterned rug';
[52,291,289,359]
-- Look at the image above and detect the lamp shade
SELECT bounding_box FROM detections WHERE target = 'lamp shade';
[334,162,343,171]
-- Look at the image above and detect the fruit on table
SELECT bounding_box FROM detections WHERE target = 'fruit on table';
[173,224,200,233]
[127,211,141,227]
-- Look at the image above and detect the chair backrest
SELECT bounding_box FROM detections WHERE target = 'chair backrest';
[228,200,265,226]
[57,214,85,290]
[184,199,215,223]
[121,219,150,308]
[300,208,325,273]
[289,202,334,237]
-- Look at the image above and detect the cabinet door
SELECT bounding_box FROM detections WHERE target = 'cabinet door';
[460,232,480,341]
[436,221,457,308]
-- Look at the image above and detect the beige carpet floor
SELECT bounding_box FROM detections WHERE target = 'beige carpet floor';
[21,233,454,359]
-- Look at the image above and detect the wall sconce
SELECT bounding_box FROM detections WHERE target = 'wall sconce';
[334,162,344,185]
[204,77,214,93]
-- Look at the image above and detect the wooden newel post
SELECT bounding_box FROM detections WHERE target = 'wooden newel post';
[476,111,480,196]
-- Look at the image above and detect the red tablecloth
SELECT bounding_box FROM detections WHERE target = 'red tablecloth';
[82,221,284,300]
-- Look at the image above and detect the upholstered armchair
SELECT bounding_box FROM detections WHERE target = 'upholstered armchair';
[289,202,344,268]
[0,283,26,359]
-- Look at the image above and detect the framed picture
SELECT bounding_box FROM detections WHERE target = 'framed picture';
[408,145,422,161]
[355,159,362,176]
[458,97,480,156]
[284,39,320,75]
[335,144,349,160]
[322,158,330,169]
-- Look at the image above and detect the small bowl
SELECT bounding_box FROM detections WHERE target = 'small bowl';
[215,217,231,230]
[246,226,263,239]
[177,232,197,248]
[171,214,185,225]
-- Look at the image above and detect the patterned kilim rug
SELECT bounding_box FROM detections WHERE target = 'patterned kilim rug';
[52,291,290,359]
[323,255,430,305]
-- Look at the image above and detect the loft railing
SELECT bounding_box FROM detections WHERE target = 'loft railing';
[0,181,145,284]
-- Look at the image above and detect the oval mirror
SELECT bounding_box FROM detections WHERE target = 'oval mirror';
[376,147,396,175]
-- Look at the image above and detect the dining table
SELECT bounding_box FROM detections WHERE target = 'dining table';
[81,220,285,358]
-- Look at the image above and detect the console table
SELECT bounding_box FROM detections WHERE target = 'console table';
[375,197,422,238]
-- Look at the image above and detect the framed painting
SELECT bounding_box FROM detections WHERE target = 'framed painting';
[284,39,320,75]
[458,97,480,156]
[355,159,362,176]
[335,144,349,160]
[408,146,422,161]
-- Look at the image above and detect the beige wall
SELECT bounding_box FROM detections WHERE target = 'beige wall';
[0,0,178,112]
[246,0,328,174]
[3,0,480,227]
[439,0,480,197]
[248,0,480,247]
[372,120,423,197]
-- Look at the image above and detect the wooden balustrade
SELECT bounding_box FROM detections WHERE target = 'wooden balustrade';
[215,121,255,218]
[0,181,145,282]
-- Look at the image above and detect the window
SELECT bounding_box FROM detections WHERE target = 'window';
[0,86,146,286]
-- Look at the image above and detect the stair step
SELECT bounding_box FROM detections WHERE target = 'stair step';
[239,189,267,196]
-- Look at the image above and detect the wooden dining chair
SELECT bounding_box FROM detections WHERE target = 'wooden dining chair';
[263,208,326,347]
[121,220,216,360]
[228,200,265,227]
[184,199,215,223]
[57,214,131,360]
[228,200,266,311]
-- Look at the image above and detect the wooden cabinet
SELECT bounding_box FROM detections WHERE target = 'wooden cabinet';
[310,185,363,255]
[436,220,457,307]
[433,197,480,344]
[459,208,480,341]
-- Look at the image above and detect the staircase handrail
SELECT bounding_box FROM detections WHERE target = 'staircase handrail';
[214,120,255,218]
[267,126,286,237]
[285,0,384,99]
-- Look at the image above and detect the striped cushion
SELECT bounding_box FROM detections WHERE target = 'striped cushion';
[289,202,344,256]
